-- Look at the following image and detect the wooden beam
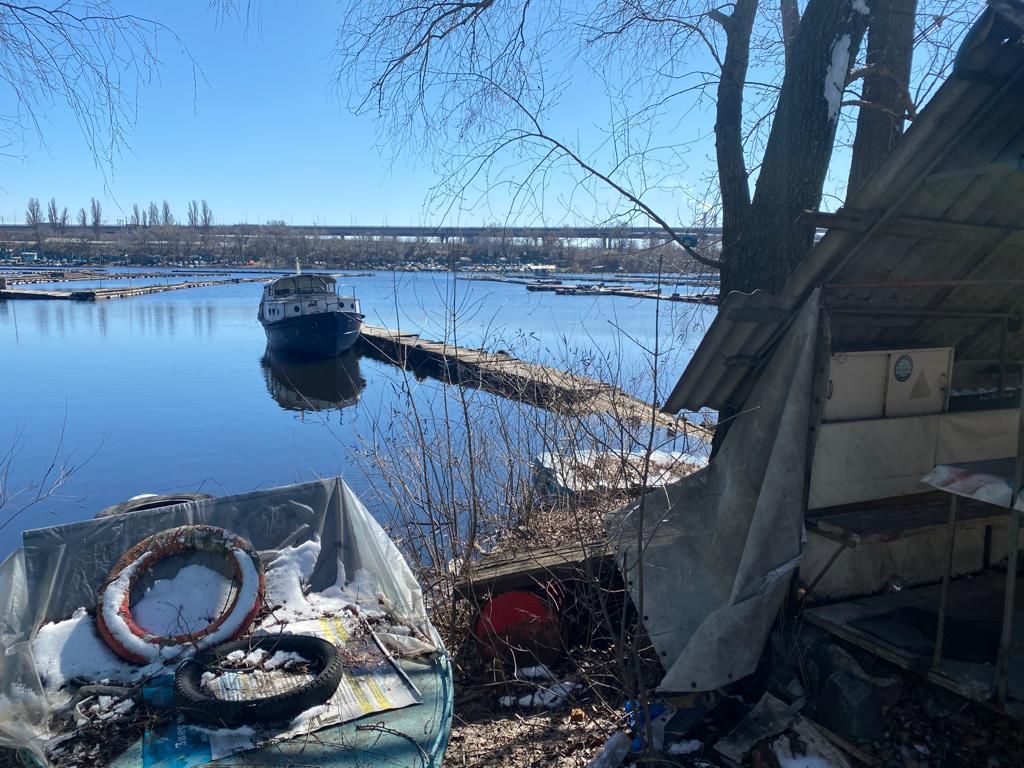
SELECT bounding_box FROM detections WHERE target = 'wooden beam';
[826,279,1024,290]
[803,210,1024,243]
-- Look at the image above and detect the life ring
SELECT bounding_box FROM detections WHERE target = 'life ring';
[96,525,265,664]
[174,635,343,727]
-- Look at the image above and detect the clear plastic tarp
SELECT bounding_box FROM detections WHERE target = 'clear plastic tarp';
[0,477,430,762]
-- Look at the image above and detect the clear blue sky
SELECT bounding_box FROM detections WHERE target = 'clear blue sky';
[0,1,885,229]
[0,2,734,229]
[0,2,453,227]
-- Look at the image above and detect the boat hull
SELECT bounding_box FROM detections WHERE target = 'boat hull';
[261,311,362,357]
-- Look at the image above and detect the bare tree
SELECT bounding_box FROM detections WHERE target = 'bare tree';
[77,207,87,229]
[25,196,41,228]
[90,197,102,239]
[200,200,214,230]
[130,204,142,227]
[335,0,979,297]
[148,201,160,228]
[848,0,919,194]
[0,3,196,169]
[59,206,69,232]
[187,199,200,228]
[46,197,58,228]
[161,200,174,227]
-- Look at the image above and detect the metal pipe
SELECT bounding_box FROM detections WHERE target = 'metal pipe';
[998,318,1008,399]
[829,307,1021,320]
[995,385,1024,701]
[826,280,1024,290]
[933,495,958,669]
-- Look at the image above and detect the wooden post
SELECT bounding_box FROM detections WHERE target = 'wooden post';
[933,495,957,668]
[996,388,1024,701]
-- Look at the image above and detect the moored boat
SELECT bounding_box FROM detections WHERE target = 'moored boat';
[258,273,363,357]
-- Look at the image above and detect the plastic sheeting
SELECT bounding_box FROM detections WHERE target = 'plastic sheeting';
[922,458,1023,510]
[606,293,823,692]
[0,477,429,761]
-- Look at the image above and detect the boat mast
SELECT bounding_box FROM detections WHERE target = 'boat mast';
[295,257,302,275]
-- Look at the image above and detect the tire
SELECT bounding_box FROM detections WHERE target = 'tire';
[95,492,213,519]
[174,635,344,728]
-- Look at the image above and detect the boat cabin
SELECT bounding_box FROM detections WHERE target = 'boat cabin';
[260,275,361,322]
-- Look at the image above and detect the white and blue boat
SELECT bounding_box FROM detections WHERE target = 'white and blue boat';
[258,273,363,357]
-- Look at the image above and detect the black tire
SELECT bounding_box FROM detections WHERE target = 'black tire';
[173,635,343,728]
[95,492,213,519]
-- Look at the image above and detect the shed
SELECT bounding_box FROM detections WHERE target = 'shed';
[611,4,1024,707]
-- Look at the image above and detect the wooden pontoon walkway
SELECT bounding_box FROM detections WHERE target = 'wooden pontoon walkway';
[0,277,266,301]
[356,324,714,440]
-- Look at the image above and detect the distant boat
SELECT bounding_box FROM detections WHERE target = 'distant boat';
[258,273,363,357]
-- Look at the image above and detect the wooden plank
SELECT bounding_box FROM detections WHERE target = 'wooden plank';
[806,498,1009,545]
[803,575,1012,704]
[455,540,615,600]
[804,210,1024,243]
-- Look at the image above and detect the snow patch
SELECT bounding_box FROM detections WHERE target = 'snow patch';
[515,664,556,682]
[31,608,160,690]
[261,540,385,626]
[824,34,852,121]
[667,739,703,755]
[132,564,234,636]
[265,651,307,670]
[499,681,580,708]
[852,0,870,15]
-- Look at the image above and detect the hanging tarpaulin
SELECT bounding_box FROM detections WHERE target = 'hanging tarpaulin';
[606,291,823,692]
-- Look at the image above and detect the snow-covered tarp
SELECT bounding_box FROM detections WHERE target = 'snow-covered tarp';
[606,293,824,692]
[0,477,434,764]
[533,450,708,497]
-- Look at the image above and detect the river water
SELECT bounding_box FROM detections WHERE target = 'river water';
[0,269,714,557]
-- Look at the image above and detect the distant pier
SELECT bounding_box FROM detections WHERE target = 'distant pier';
[465,274,719,305]
[356,324,713,440]
[0,277,267,301]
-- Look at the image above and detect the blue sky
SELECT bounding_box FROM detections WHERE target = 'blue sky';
[1,2,961,229]
[0,2,449,226]
[0,2,732,229]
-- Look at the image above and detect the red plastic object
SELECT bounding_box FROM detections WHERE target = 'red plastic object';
[475,590,561,665]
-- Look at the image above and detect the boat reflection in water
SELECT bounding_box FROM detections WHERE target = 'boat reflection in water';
[261,348,366,414]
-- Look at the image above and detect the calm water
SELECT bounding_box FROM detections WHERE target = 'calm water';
[0,270,713,556]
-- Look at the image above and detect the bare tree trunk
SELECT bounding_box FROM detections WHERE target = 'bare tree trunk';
[713,0,756,295]
[848,0,917,196]
[721,0,869,296]
[780,0,801,65]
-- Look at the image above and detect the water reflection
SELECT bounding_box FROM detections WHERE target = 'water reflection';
[261,349,366,413]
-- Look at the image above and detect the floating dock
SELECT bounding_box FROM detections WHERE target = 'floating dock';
[465,275,717,304]
[356,324,714,439]
[0,277,267,301]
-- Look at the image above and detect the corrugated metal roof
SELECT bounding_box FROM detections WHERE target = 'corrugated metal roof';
[665,7,1024,414]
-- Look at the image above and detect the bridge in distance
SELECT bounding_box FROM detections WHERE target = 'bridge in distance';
[0,223,722,243]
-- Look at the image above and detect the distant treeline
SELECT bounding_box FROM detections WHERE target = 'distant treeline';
[7,198,708,273]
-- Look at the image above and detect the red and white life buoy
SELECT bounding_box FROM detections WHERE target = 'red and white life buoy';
[96,525,265,664]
